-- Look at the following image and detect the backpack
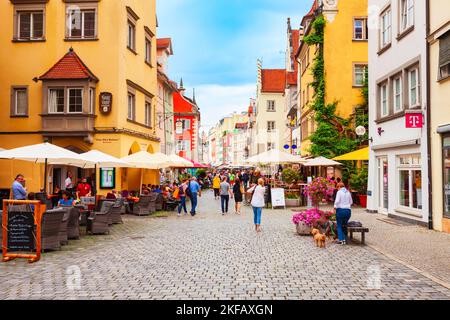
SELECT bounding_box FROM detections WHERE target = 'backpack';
[185,181,192,198]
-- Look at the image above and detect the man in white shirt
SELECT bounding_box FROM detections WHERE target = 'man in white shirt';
[65,171,73,192]
[334,182,353,245]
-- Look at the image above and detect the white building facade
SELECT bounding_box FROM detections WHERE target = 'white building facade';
[367,0,429,226]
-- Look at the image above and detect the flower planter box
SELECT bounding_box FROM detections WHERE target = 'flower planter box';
[358,195,367,208]
[296,222,311,235]
[285,198,300,207]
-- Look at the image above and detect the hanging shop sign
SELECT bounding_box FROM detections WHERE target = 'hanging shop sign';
[99,92,113,115]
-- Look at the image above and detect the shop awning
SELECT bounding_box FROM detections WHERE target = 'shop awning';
[332,147,369,161]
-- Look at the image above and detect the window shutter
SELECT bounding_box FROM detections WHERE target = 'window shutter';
[439,31,450,68]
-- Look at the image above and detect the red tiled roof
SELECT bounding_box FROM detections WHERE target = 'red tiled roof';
[287,71,297,86]
[261,69,286,93]
[301,0,319,26]
[39,48,98,81]
[235,123,248,130]
[157,38,173,54]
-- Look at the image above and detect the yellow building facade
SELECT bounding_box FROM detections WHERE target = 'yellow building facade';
[0,0,159,195]
[297,0,368,156]
[428,0,450,233]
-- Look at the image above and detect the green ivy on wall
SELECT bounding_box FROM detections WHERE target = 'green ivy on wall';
[303,15,358,159]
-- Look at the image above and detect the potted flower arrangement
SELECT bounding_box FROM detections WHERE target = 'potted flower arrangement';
[285,193,301,207]
[350,167,368,208]
[292,177,335,235]
[282,168,301,207]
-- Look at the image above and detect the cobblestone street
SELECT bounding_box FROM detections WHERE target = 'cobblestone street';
[1,190,449,300]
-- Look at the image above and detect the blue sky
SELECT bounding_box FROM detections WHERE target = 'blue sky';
[157,0,311,130]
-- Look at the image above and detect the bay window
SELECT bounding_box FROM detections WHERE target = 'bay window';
[48,88,65,113]
[68,88,83,113]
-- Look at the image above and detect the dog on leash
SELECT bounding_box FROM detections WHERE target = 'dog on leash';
[311,228,326,248]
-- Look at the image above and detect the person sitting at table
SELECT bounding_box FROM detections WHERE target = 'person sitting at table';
[58,191,74,207]
[51,185,63,208]
[106,190,117,200]
[154,185,162,193]
[121,190,129,198]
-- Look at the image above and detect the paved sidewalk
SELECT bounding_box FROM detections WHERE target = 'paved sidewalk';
[0,190,449,300]
[351,209,450,287]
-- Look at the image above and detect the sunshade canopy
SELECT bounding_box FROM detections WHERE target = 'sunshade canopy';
[184,157,209,168]
[0,142,88,166]
[246,149,307,165]
[304,156,342,167]
[121,151,171,169]
[332,147,369,161]
[168,154,193,168]
[77,150,134,168]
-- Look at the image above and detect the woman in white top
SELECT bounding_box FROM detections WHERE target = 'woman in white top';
[247,178,266,232]
[334,182,353,245]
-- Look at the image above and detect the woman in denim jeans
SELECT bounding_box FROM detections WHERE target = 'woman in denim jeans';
[247,178,265,232]
[334,182,353,245]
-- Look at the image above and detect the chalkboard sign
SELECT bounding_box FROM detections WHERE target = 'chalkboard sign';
[2,200,44,263]
[7,210,35,252]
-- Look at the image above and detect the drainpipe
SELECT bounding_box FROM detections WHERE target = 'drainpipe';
[426,0,433,230]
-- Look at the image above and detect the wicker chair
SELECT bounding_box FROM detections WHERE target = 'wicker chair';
[155,193,164,211]
[58,208,71,245]
[111,198,124,224]
[41,208,66,251]
[131,195,152,216]
[88,201,113,235]
[66,207,80,240]
[148,193,158,213]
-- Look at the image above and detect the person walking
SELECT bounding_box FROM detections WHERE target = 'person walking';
[12,174,27,200]
[213,174,221,200]
[232,177,243,214]
[177,179,188,216]
[219,177,233,215]
[334,182,353,245]
[247,178,266,232]
[189,177,201,216]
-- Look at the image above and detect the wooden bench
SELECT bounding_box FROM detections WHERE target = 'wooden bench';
[346,226,369,245]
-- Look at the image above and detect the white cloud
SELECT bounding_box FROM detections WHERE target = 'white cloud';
[194,83,256,132]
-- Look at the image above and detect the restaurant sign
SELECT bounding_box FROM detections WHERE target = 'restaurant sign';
[99,92,113,115]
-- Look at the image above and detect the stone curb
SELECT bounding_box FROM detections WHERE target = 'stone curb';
[367,243,450,290]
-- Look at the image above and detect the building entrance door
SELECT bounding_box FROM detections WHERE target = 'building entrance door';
[377,157,389,214]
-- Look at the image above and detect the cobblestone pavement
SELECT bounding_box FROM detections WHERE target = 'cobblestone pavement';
[1,190,449,300]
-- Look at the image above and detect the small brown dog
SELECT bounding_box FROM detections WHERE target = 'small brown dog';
[314,233,326,248]
[311,228,326,248]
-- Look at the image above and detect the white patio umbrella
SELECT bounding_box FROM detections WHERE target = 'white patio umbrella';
[78,150,134,169]
[303,156,342,167]
[246,149,308,165]
[0,142,89,192]
[167,154,193,168]
[121,151,172,194]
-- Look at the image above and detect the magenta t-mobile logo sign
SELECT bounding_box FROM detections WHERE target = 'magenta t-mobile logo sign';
[405,113,423,128]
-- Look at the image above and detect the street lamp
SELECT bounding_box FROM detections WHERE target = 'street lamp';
[285,115,296,154]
